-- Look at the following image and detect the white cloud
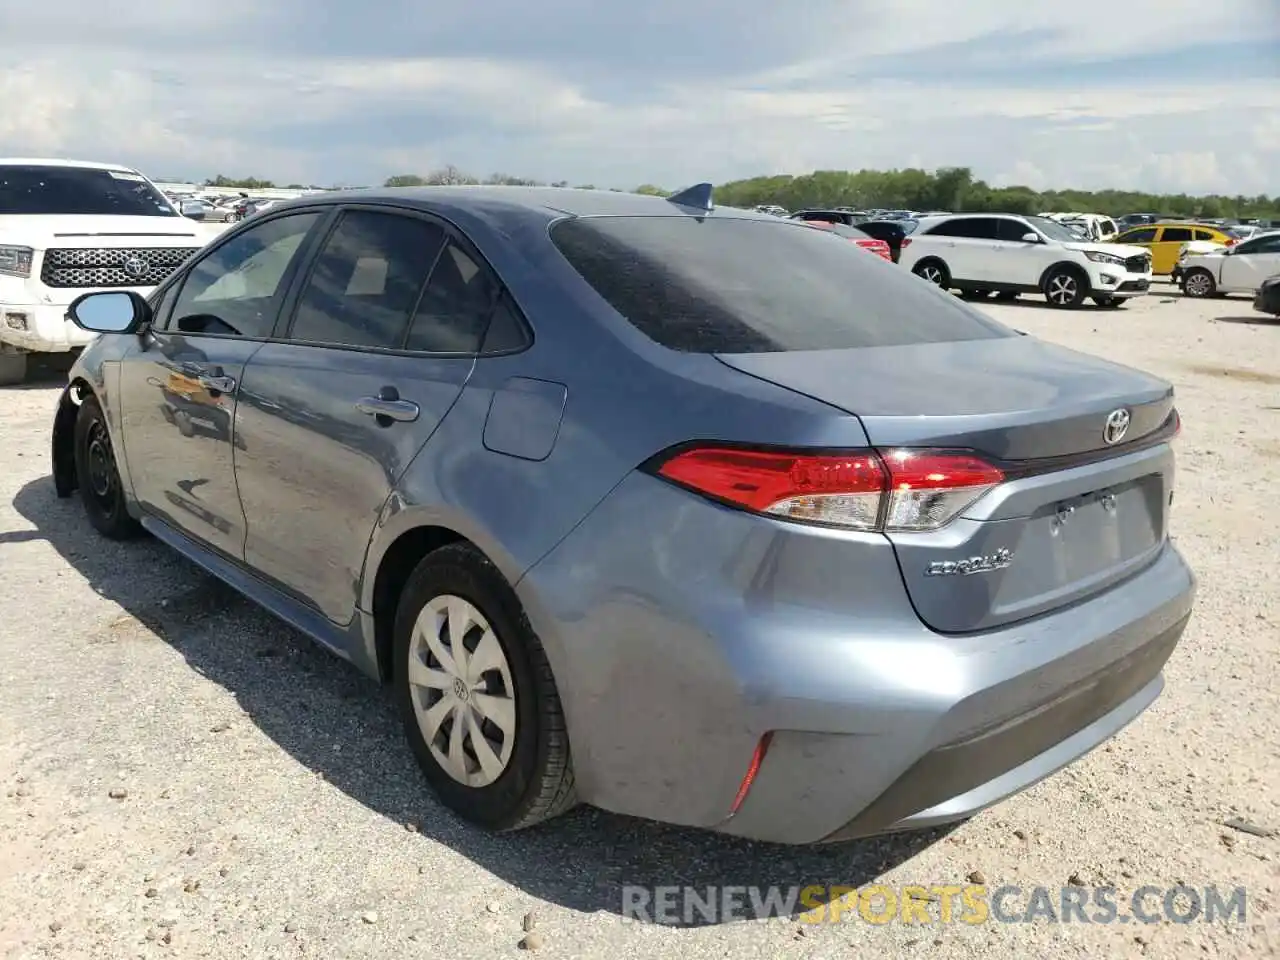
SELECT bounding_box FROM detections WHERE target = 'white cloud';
[0,1,1276,195]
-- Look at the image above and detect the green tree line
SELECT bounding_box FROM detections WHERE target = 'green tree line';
[710,167,1279,219]
[208,166,1279,219]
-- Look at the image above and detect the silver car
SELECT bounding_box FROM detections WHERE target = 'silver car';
[51,185,1195,844]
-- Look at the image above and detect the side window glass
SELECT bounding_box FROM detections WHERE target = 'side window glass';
[956,218,997,239]
[479,292,532,354]
[150,280,180,330]
[169,213,321,338]
[1122,228,1157,243]
[405,241,499,353]
[996,219,1032,242]
[289,210,445,349]
[925,220,958,237]
[1161,227,1192,242]
[1193,229,1217,241]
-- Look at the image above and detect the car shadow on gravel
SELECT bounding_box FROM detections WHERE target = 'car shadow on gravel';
[1212,315,1280,326]
[9,476,954,927]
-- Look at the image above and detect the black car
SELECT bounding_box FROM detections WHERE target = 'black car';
[1255,275,1280,317]
[853,219,918,263]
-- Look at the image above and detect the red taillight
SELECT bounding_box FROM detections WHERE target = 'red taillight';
[1225,238,1238,246]
[654,445,1004,531]
[856,239,893,261]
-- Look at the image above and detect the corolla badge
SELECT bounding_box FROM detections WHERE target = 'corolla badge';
[924,548,1013,577]
[1103,408,1131,445]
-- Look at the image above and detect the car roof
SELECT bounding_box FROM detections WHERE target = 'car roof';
[285,185,782,224]
[0,157,138,173]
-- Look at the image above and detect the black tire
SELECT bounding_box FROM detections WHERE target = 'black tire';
[994,291,1020,302]
[73,395,142,540]
[394,543,576,832]
[912,259,950,289]
[0,349,26,386]
[1043,267,1088,309]
[1181,268,1216,299]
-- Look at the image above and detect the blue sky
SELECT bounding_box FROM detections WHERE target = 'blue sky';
[1,0,1277,194]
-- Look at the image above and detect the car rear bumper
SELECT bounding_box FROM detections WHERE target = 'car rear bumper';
[518,472,1196,845]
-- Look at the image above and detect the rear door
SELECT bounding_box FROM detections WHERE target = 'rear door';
[1152,226,1192,273]
[1218,233,1280,292]
[233,205,500,625]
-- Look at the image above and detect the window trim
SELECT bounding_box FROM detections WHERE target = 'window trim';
[157,206,336,341]
[272,202,533,359]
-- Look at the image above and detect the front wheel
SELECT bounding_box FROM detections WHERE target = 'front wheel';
[1044,268,1088,309]
[394,544,577,832]
[0,348,27,386]
[73,395,142,539]
[1181,269,1216,298]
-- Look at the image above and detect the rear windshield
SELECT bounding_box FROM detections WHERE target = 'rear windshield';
[549,216,1013,353]
[0,165,178,217]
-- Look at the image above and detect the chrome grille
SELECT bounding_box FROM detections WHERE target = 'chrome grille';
[1124,254,1151,273]
[40,246,200,288]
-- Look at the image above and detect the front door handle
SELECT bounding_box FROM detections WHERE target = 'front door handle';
[356,385,419,424]
[199,374,237,394]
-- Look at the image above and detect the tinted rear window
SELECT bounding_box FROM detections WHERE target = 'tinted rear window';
[549,216,1013,353]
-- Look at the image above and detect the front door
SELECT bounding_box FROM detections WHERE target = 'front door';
[1150,226,1192,274]
[116,210,326,557]
[233,207,499,624]
[1219,233,1280,293]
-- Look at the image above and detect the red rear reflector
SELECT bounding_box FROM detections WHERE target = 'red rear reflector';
[1172,408,1181,437]
[654,446,1004,531]
[728,732,773,816]
[900,237,912,247]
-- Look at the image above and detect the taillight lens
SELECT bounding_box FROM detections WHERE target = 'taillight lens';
[652,446,1003,532]
[1225,237,1238,246]
[900,238,912,248]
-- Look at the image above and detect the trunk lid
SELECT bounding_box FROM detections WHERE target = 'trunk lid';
[716,336,1177,633]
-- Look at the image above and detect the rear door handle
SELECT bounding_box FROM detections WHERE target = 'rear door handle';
[356,385,419,424]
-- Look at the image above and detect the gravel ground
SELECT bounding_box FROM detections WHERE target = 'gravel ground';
[1,283,1277,959]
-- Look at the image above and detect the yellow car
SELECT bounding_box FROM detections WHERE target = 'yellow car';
[1112,223,1238,274]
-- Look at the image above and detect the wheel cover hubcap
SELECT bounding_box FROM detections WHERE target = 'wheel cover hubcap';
[1187,275,1209,295]
[408,595,516,788]
[923,267,942,284]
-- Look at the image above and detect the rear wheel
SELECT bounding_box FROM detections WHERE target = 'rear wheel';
[913,259,950,289]
[1182,268,1216,298]
[73,395,142,539]
[1043,268,1088,309]
[394,543,577,832]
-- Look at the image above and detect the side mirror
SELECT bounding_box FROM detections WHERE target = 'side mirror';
[66,291,151,334]
[1021,232,1040,243]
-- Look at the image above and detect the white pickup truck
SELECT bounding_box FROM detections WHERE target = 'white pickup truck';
[0,158,208,384]
[1178,231,1280,299]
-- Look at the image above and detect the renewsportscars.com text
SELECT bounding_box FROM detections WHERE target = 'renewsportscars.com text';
[622,884,1248,926]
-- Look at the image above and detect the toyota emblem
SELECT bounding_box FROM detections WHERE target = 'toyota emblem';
[123,256,149,279]
[1103,408,1131,445]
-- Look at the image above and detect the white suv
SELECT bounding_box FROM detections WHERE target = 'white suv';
[0,158,206,384]
[899,213,1154,309]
